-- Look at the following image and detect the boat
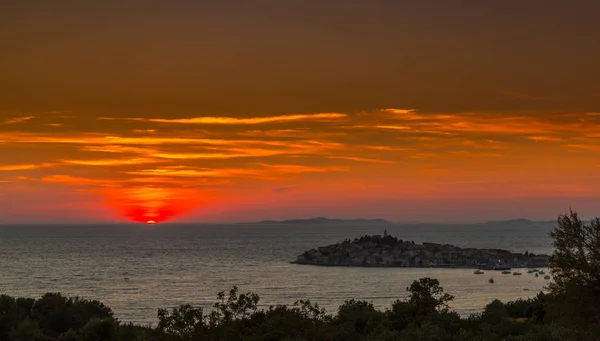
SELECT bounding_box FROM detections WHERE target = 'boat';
[502,270,511,274]
[489,277,495,283]
[479,264,511,271]
[513,271,522,276]
[539,270,546,275]
[544,275,551,280]
[527,269,539,274]
[474,269,484,275]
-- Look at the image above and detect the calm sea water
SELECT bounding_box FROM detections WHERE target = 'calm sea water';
[0,222,555,325]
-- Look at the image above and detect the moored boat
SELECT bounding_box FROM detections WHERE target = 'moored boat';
[474,269,484,275]
[513,271,522,275]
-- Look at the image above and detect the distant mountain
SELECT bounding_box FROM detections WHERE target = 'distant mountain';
[484,218,534,225]
[241,217,392,225]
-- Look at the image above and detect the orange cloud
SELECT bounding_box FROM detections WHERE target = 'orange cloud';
[42,174,115,186]
[528,136,563,142]
[126,113,346,125]
[327,156,398,164]
[2,116,36,124]
[81,145,158,154]
[61,158,163,166]
[382,108,417,115]
[565,144,600,152]
[0,163,54,171]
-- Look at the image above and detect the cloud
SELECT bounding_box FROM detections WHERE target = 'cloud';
[528,136,563,142]
[565,144,600,152]
[0,163,55,171]
[42,174,115,186]
[60,158,163,166]
[2,116,36,124]
[127,164,345,179]
[125,113,346,125]
[80,145,158,154]
[126,168,261,178]
[374,125,412,131]
[254,163,347,173]
[327,156,398,164]
[382,109,417,115]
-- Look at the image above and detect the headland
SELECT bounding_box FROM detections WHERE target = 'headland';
[293,230,550,268]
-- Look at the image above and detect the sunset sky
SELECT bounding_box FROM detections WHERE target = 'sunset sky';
[1,1,599,223]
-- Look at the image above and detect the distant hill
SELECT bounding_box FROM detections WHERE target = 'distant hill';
[241,217,392,225]
[484,218,534,225]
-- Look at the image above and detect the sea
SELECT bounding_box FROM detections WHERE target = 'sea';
[0,221,555,325]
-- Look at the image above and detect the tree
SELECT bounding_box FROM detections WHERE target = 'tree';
[407,278,454,315]
[78,318,119,341]
[157,304,204,340]
[548,209,600,324]
[30,293,113,338]
[207,286,260,326]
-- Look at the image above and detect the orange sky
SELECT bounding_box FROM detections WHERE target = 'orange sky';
[0,2,599,223]
[1,109,598,223]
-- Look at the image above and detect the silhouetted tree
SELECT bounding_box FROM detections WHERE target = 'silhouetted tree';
[408,278,454,315]
[548,209,600,325]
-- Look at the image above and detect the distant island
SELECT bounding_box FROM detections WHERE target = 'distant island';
[293,230,550,268]
[484,218,534,225]
[239,217,392,225]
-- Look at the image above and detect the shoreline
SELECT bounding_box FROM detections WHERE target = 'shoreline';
[291,261,545,270]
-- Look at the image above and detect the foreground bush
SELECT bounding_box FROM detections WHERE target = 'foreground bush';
[0,278,593,341]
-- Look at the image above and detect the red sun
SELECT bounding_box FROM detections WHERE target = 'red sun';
[102,186,202,224]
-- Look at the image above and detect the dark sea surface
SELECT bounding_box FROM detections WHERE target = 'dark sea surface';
[0,221,555,325]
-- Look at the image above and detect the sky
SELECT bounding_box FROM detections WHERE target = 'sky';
[1,1,599,223]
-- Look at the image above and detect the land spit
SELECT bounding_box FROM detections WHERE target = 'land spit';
[292,232,550,269]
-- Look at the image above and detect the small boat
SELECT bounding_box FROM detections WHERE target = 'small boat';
[502,270,511,274]
[539,270,546,275]
[513,271,522,276]
[544,275,551,280]
[474,269,484,275]
[527,269,539,274]
[489,277,495,283]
